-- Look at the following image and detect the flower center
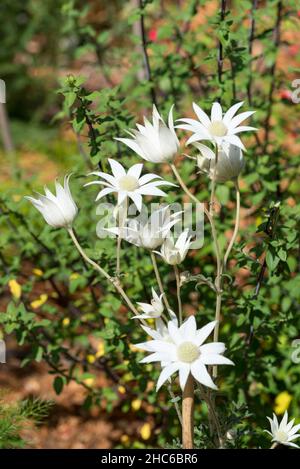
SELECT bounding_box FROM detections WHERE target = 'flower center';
[208,120,228,137]
[118,175,139,192]
[177,341,200,363]
[275,430,288,442]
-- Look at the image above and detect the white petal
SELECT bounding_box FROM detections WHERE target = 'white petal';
[88,171,116,186]
[200,354,234,365]
[108,158,126,179]
[156,363,179,391]
[223,102,244,125]
[129,192,142,212]
[211,102,223,122]
[95,187,115,201]
[228,111,255,129]
[192,102,211,127]
[222,134,246,151]
[168,321,182,345]
[231,125,257,134]
[191,360,217,390]
[194,321,217,346]
[180,315,197,338]
[115,138,145,159]
[179,365,191,391]
[128,163,143,179]
[138,173,162,185]
[199,342,226,355]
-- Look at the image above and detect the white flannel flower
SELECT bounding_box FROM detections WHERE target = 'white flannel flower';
[25,175,77,228]
[177,101,256,153]
[195,142,244,183]
[133,288,164,320]
[85,158,176,212]
[108,206,182,250]
[116,105,179,163]
[156,230,192,265]
[265,411,300,448]
[136,316,233,391]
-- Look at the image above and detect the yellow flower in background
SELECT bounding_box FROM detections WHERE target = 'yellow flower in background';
[129,343,139,353]
[87,354,96,364]
[274,391,292,415]
[140,422,151,440]
[8,279,22,299]
[255,216,262,227]
[120,435,129,444]
[62,317,70,327]
[118,386,126,395]
[30,294,48,309]
[131,399,142,411]
[83,377,95,387]
[33,268,43,277]
[70,273,80,280]
[95,342,105,358]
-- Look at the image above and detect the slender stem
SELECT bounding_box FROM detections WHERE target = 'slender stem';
[150,251,172,312]
[209,147,219,215]
[197,384,224,448]
[67,227,145,324]
[167,384,183,426]
[116,200,127,276]
[182,374,194,449]
[209,148,223,379]
[174,265,183,325]
[223,179,241,269]
[170,163,222,268]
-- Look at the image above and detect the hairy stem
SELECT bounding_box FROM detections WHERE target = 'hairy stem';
[182,374,194,449]
[68,227,145,323]
[150,251,172,312]
[224,179,241,268]
[116,200,127,276]
[174,265,183,325]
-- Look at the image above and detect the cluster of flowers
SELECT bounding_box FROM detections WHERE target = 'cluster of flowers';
[26,101,300,447]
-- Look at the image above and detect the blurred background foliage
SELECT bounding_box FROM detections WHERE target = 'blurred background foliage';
[0,0,300,449]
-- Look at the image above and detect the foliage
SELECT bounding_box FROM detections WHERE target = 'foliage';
[0,392,53,449]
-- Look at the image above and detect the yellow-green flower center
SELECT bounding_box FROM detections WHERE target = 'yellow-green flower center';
[208,120,228,137]
[177,341,200,363]
[118,175,139,192]
[275,430,288,442]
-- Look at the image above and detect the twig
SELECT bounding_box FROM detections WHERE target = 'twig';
[263,1,282,151]
[138,0,158,107]
[217,0,227,91]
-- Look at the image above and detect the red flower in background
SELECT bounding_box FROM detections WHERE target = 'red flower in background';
[148,28,157,42]
[279,89,293,101]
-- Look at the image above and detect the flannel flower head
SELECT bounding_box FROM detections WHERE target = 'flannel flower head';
[108,205,182,250]
[116,105,179,163]
[156,230,192,265]
[133,288,164,320]
[195,142,244,183]
[177,101,256,153]
[136,316,233,391]
[85,158,176,212]
[265,411,300,448]
[25,175,77,228]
